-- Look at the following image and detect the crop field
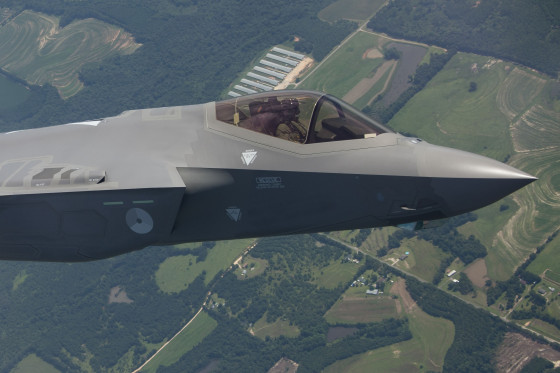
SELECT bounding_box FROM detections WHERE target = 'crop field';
[324,280,454,373]
[381,43,427,106]
[141,311,218,373]
[389,54,514,160]
[318,0,386,22]
[458,197,518,250]
[325,294,398,324]
[389,52,560,280]
[298,31,385,98]
[155,239,255,293]
[0,10,140,98]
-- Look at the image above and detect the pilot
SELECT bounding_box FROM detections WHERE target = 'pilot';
[275,98,306,143]
[247,97,283,136]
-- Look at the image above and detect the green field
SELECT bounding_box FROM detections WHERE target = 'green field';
[141,311,218,373]
[324,285,454,372]
[318,0,386,22]
[11,354,60,373]
[0,10,140,98]
[528,233,560,278]
[389,53,514,160]
[155,239,255,293]
[458,197,518,250]
[325,294,398,324]
[311,260,359,289]
[392,238,450,282]
[298,31,385,98]
[0,75,30,110]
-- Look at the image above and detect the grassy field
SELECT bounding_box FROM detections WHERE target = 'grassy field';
[389,53,514,160]
[325,294,398,324]
[324,283,454,372]
[141,311,218,373]
[11,354,60,373]
[311,260,359,289]
[392,238,450,282]
[0,74,30,110]
[528,233,560,277]
[252,313,300,339]
[298,31,385,98]
[155,239,255,293]
[458,197,518,250]
[318,0,386,22]
[0,10,140,98]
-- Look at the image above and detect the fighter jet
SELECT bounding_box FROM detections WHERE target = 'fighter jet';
[0,90,535,261]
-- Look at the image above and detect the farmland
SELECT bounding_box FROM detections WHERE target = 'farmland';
[0,10,140,99]
[389,53,559,280]
[324,279,454,373]
[325,293,398,324]
[297,31,386,99]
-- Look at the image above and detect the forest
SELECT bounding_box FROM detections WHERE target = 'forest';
[0,244,209,372]
[158,235,411,372]
[0,0,354,131]
[368,0,560,77]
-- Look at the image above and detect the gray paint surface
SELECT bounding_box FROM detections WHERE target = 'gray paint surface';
[0,90,535,261]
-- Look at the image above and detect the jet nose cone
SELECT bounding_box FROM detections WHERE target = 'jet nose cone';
[417,144,536,216]
[418,144,536,181]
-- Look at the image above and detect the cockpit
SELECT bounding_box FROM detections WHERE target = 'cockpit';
[215,90,392,144]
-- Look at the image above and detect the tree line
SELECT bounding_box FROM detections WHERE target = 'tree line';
[368,0,560,77]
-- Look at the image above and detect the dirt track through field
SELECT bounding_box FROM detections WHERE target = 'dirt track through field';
[343,60,396,104]
[390,278,417,313]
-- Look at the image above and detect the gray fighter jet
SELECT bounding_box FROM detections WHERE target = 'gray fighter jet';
[0,90,535,261]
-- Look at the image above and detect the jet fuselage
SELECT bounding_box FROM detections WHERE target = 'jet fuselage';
[0,91,535,261]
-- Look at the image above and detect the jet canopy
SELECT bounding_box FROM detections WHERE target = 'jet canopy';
[215,90,392,144]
